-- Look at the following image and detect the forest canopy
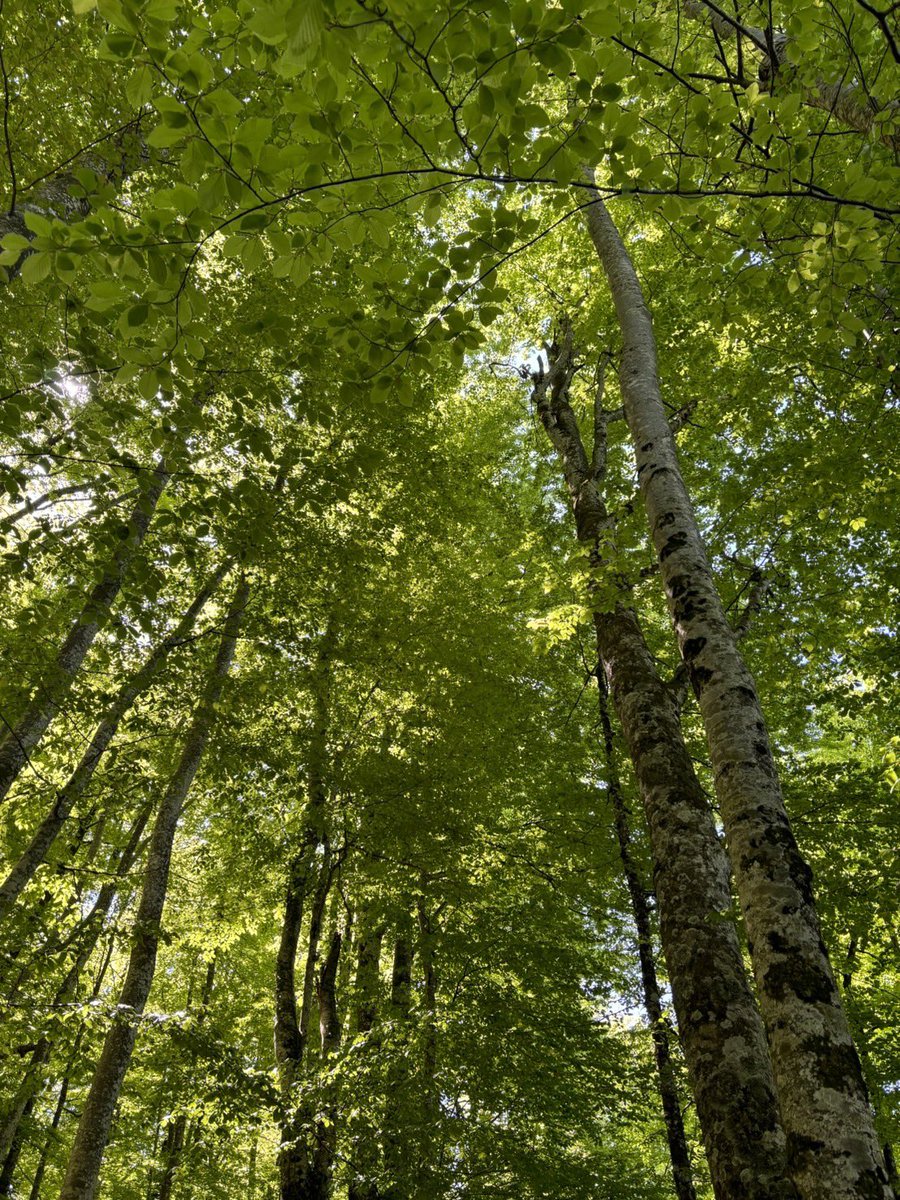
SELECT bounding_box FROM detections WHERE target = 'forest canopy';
[0,2,897,1199]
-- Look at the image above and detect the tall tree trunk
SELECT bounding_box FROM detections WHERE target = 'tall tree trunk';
[381,928,414,1200]
[0,460,170,804]
[595,677,697,1200]
[0,564,228,920]
[415,896,440,1198]
[310,929,342,1194]
[348,919,384,1200]
[354,921,383,1036]
[57,577,248,1200]
[584,190,892,1200]
[530,332,790,1199]
[27,1064,72,1200]
[274,627,336,1200]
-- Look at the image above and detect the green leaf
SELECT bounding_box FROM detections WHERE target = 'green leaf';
[20,252,51,284]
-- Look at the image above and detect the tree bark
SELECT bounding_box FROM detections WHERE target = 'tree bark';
[57,577,248,1200]
[596,677,697,1200]
[0,564,228,920]
[0,460,170,804]
[584,190,893,1200]
[531,330,791,1199]
[275,626,337,1200]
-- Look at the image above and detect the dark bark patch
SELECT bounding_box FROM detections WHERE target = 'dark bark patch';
[692,665,714,689]
[660,530,689,561]
[641,441,654,453]
[855,1166,892,1200]
[655,510,676,530]
[799,1033,866,1097]
[682,636,707,662]
[763,955,837,1005]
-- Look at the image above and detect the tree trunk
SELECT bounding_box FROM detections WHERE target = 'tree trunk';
[530,331,790,1199]
[309,929,342,1194]
[0,803,149,1171]
[275,627,337,1200]
[0,460,170,804]
[57,577,248,1200]
[0,564,228,920]
[596,677,697,1200]
[381,929,414,1200]
[584,190,892,1200]
[152,957,217,1200]
[27,1066,71,1200]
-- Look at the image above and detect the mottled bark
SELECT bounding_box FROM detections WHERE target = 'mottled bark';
[585,191,892,1200]
[0,565,228,920]
[596,677,697,1200]
[381,929,414,1199]
[27,1066,71,1200]
[354,922,384,1035]
[0,461,170,804]
[415,896,440,1198]
[531,329,790,1199]
[58,577,248,1200]
[309,930,343,1192]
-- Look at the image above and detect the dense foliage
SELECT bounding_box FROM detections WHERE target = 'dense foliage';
[0,1,897,1199]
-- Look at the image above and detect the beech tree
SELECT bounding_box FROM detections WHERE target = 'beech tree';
[0,1,897,1199]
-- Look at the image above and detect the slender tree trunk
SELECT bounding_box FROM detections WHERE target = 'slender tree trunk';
[27,1065,71,1200]
[596,678,697,1200]
[381,929,413,1200]
[153,957,217,1200]
[0,564,228,920]
[354,922,383,1036]
[0,803,150,1169]
[584,191,892,1200]
[58,577,248,1200]
[415,896,440,1197]
[530,331,791,1199]
[348,920,384,1200]
[274,628,336,1200]
[0,461,170,804]
[309,930,342,1193]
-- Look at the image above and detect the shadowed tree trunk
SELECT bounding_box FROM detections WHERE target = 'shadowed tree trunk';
[584,189,893,1200]
[595,675,697,1200]
[57,577,248,1200]
[275,622,343,1200]
[152,955,218,1200]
